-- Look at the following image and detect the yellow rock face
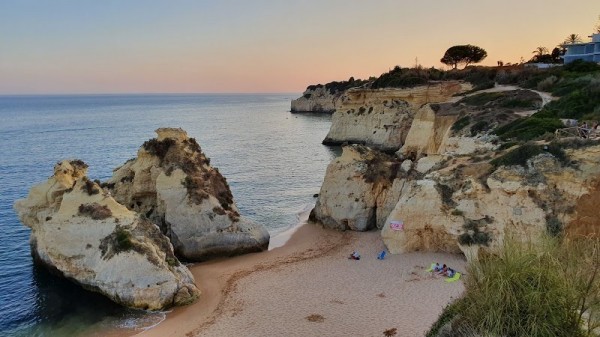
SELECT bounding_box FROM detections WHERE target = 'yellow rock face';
[323,82,468,151]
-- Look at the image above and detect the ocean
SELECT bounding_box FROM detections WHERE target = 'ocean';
[0,94,338,336]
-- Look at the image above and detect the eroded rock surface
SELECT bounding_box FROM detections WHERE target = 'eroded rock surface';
[14,160,200,310]
[309,145,415,231]
[106,128,269,261]
[323,82,467,152]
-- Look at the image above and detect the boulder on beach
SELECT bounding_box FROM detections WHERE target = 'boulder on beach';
[105,128,270,261]
[14,160,200,310]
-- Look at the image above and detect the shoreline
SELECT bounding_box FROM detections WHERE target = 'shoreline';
[127,222,353,337]
[105,221,465,337]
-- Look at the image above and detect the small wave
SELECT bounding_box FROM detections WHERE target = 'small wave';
[114,309,169,334]
[268,203,315,250]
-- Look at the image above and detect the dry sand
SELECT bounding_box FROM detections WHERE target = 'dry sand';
[124,223,466,337]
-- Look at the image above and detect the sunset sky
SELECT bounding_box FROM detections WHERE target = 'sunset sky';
[1,1,598,94]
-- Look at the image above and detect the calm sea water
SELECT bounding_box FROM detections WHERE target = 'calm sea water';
[0,94,338,336]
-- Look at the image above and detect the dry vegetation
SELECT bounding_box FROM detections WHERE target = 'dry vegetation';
[78,203,112,220]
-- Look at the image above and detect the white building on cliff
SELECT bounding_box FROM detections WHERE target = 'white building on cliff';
[563,33,600,64]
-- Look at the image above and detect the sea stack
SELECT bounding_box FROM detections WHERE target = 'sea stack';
[14,160,200,310]
[105,128,270,261]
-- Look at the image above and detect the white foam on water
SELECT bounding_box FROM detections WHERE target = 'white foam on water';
[268,203,314,250]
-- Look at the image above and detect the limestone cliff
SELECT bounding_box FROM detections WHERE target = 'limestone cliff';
[309,145,416,231]
[14,160,200,310]
[106,128,270,261]
[322,82,468,152]
[291,85,341,113]
[396,144,600,258]
[312,141,600,259]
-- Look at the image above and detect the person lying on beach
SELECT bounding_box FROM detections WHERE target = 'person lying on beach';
[437,264,447,275]
[432,263,442,273]
[348,251,360,260]
[446,268,456,278]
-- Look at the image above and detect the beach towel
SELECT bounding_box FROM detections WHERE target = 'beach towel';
[445,272,461,283]
[389,221,404,231]
[377,250,386,260]
[426,263,436,272]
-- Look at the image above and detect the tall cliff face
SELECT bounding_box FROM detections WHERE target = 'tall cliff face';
[322,82,468,152]
[14,160,200,310]
[106,128,270,261]
[312,141,600,260]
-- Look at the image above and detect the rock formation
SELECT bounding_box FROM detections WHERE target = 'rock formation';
[105,128,269,261]
[14,160,200,310]
[312,98,600,259]
[313,141,600,259]
[291,85,341,113]
[322,82,468,152]
[309,145,418,231]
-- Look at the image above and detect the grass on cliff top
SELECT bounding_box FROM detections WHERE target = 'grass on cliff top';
[427,236,600,337]
[306,77,370,94]
[490,142,568,168]
[493,117,564,141]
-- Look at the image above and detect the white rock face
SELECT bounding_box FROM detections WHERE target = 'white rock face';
[439,135,498,155]
[323,83,466,152]
[291,86,341,113]
[14,160,200,310]
[310,145,409,231]
[415,155,443,174]
[107,128,270,261]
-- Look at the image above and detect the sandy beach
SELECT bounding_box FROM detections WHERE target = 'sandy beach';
[123,222,466,337]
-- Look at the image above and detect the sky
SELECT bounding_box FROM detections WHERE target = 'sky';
[0,0,598,94]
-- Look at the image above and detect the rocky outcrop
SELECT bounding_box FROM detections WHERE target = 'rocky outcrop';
[382,144,600,258]
[398,89,540,157]
[291,86,341,113]
[322,82,468,152]
[309,145,415,231]
[105,128,269,261]
[311,138,600,259]
[14,160,200,310]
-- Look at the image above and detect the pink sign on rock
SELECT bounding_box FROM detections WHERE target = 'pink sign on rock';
[390,220,404,231]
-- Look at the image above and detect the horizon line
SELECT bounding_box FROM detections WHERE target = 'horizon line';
[0,91,302,97]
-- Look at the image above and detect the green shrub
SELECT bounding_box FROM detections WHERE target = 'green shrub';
[500,98,537,109]
[544,143,568,165]
[459,92,504,106]
[470,120,489,136]
[563,59,600,73]
[307,77,368,94]
[115,226,133,252]
[459,218,492,246]
[451,116,470,132]
[497,141,519,151]
[546,215,563,237]
[491,143,542,167]
[493,117,563,141]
